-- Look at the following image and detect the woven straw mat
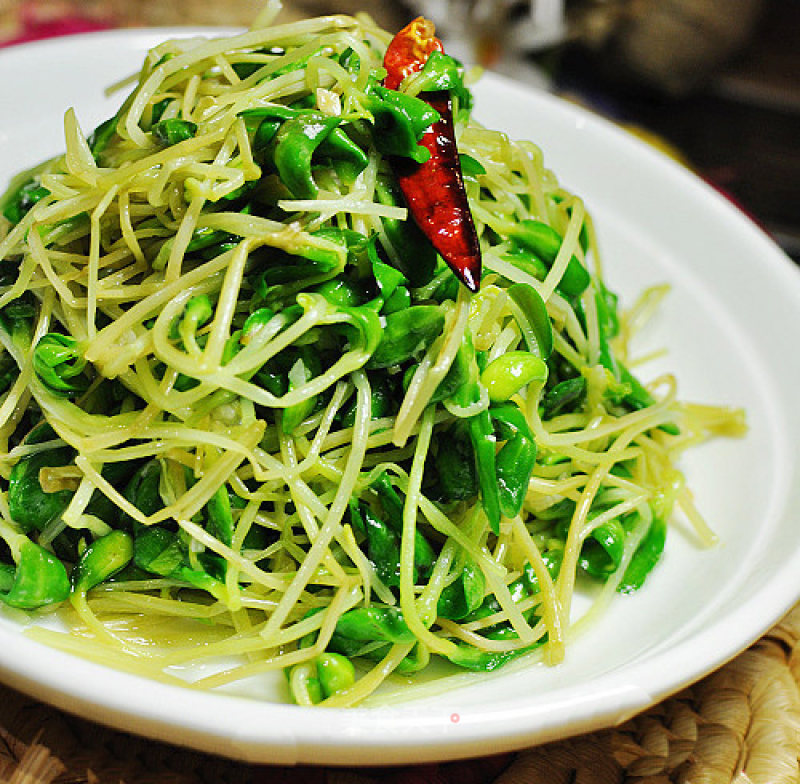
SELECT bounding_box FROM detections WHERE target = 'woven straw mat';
[0,604,799,784]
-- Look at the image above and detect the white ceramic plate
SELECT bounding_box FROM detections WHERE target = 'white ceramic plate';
[1,28,799,767]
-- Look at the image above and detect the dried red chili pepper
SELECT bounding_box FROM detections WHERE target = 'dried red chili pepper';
[383,18,482,293]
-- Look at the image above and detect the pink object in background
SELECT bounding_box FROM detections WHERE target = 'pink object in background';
[0,0,110,47]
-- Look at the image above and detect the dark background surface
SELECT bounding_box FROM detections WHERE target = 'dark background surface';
[551,0,799,262]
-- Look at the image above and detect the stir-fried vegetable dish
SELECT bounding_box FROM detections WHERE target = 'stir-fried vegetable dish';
[0,6,745,706]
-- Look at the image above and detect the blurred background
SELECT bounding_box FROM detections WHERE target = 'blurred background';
[0,0,797,262]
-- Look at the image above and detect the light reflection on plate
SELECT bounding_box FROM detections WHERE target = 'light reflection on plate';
[0,28,799,766]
